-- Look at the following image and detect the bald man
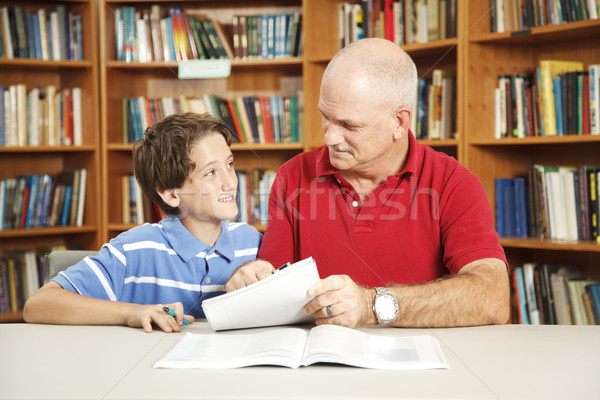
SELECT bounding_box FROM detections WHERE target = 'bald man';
[227,38,510,329]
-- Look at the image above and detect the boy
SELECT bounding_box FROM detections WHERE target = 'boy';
[24,113,270,332]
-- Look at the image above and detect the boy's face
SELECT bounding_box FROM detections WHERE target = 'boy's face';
[174,133,238,225]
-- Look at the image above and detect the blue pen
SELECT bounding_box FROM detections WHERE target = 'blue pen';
[163,306,189,326]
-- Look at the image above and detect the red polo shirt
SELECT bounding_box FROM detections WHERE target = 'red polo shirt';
[258,132,506,287]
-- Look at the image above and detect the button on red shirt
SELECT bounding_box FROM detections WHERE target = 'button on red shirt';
[259,132,506,287]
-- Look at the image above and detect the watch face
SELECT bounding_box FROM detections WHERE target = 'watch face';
[375,294,398,320]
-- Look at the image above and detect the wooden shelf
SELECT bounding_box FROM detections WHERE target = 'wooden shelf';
[469,135,600,146]
[0,311,23,323]
[0,0,102,319]
[500,238,600,252]
[470,19,600,45]
[0,226,98,238]
[0,146,97,153]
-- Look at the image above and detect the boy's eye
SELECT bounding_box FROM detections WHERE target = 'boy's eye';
[227,161,234,168]
[205,170,215,177]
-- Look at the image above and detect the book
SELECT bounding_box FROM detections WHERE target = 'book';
[154,324,448,370]
[539,60,584,136]
[202,257,320,331]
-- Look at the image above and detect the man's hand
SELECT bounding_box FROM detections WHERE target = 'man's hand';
[303,275,375,328]
[225,259,275,292]
[125,302,195,333]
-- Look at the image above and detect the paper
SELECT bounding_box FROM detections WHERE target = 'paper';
[154,325,449,370]
[201,257,320,330]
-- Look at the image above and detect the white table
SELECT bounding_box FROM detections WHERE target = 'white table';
[1,322,598,399]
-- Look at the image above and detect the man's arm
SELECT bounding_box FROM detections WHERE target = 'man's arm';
[303,258,510,328]
[23,282,194,332]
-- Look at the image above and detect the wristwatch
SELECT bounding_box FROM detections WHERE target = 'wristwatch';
[372,287,399,326]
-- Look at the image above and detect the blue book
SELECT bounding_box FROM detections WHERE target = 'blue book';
[513,267,530,324]
[37,175,54,228]
[24,175,39,229]
[165,16,176,62]
[513,177,528,237]
[503,180,516,237]
[270,96,280,143]
[553,76,564,135]
[61,185,72,226]
[586,284,600,325]
[26,13,36,60]
[495,178,514,237]
[32,11,42,60]
[260,15,269,59]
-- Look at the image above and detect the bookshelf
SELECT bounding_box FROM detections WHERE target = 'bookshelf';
[463,3,600,282]
[2,0,598,323]
[0,0,101,321]
[99,0,305,241]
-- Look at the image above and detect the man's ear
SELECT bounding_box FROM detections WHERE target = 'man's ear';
[393,108,412,140]
[158,189,180,208]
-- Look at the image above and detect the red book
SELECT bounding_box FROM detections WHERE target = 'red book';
[258,97,274,143]
[63,89,73,146]
[582,73,590,135]
[384,0,394,41]
[19,185,30,229]
[227,99,245,143]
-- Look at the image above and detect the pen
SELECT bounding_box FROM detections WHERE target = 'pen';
[273,262,291,274]
[162,306,189,326]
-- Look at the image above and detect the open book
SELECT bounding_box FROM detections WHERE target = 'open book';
[154,324,448,370]
[202,257,320,331]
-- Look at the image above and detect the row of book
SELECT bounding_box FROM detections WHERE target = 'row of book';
[234,169,277,227]
[0,169,87,231]
[338,0,457,48]
[114,5,228,62]
[511,263,600,325]
[121,175,163,225]
[0,4,83,61]
[0,84,83,147]
[494,61,600,138]
[495,165,600,241]
[411,69,457,140]
[231,13,303,59]
[490,0,600,33]
[122,93,303,146]
[120,169,277,227]
[0,249,43,313]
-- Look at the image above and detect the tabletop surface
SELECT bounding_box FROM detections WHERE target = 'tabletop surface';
[1,322,599,400]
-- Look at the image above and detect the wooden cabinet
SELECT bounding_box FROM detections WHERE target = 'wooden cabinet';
[463,3,600,280]
[99,0,307,241]
[0,0,101,321]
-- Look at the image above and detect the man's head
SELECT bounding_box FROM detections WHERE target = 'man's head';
[133,112,234,217]
[318,38,417,175]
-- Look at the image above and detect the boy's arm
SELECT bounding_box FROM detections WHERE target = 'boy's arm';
[23,282,194,332]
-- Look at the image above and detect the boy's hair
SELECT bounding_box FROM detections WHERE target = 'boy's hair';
[133,112,233,216]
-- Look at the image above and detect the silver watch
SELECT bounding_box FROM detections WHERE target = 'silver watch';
[372,287,398,326]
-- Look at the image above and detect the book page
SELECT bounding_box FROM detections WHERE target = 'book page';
[154,329,308,369]
[202,257,320,330]
[302,325,448,370]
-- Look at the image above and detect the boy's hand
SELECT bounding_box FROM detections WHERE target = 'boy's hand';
[125,302,195,333]
[225,259,274,292]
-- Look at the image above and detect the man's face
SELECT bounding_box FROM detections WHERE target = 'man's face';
[318,74,398,174]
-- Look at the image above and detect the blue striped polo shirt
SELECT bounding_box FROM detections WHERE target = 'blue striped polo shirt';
[53,218,262,318]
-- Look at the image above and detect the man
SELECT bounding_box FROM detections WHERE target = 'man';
[226,38,510,328]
